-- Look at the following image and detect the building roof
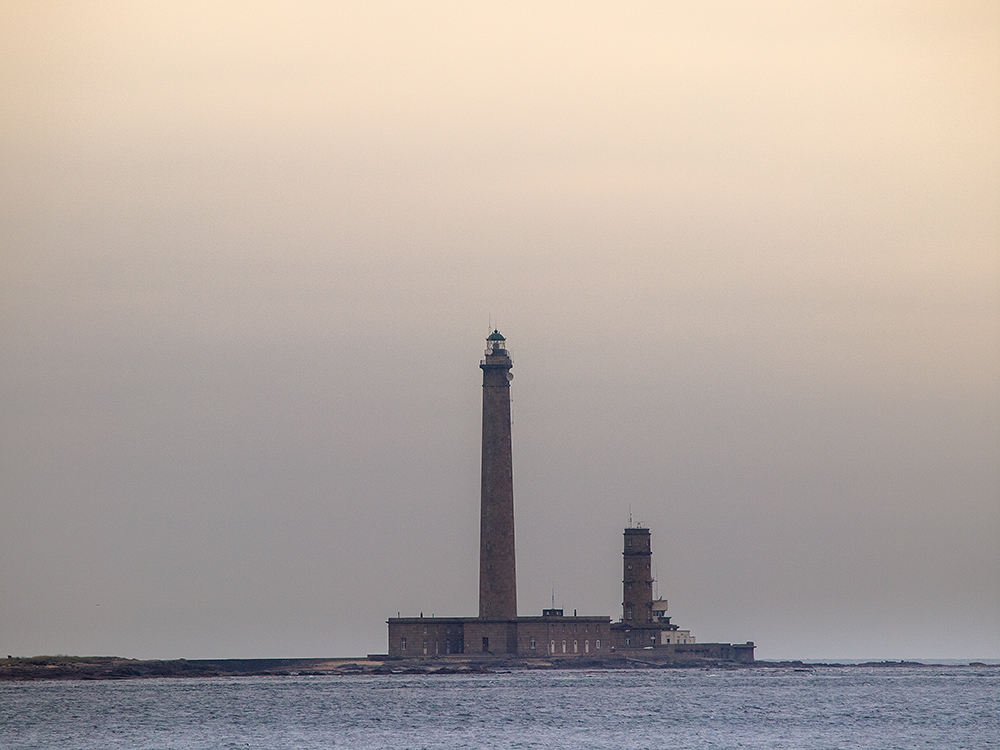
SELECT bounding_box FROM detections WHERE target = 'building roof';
[487,329,505,341]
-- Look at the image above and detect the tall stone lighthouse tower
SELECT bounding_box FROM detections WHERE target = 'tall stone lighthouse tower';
[479,330,517,621]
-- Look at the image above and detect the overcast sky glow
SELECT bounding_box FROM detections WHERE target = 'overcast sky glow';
[1,1,998,661]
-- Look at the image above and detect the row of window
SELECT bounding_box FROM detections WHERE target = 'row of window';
[401,633,680,653]
[529,637,601,654]
[401,637,604,654]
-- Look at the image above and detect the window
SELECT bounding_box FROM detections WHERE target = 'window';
[626,604,633,619]
[573,640,578,653]
[562,640,567,653]
[650,635,656,646]
[424,640,428,654]
[482,637,489,652]
[550,640,556,654]
[530,637,536,650]
[596,639,601,650]
[585,640,590,653]
[401,637,407,651]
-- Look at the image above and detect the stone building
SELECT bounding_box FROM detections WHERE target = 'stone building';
[386,332,753,664]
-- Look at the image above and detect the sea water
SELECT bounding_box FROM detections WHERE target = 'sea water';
[1,666,997,749]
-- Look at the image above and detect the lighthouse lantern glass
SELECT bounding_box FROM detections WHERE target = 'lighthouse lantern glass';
[486,333,505,356]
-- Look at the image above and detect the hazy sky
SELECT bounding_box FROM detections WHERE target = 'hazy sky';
[2,1,997,661]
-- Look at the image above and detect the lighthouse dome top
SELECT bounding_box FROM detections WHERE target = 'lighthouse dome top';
[483,330,511,362]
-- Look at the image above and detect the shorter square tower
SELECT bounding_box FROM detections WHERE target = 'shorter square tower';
[622,526,653,624]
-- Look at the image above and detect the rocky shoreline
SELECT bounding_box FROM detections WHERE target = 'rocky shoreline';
[1,655,993,681]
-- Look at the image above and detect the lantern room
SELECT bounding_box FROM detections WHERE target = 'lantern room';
[485,329,506,356]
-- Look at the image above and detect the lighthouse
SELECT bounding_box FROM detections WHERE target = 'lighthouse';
[384,332,753,663]
[478,330,517,621]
